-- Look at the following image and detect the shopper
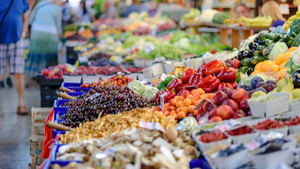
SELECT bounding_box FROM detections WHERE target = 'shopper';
[262,0,286,27]
[0,0,29,114]
[123,0,140,17]
[235,3,250,18]
[25,0,62,78]
[102,0,119,19]
[62,0,72,27]
[140,0,149,13]
[75,0,95,24]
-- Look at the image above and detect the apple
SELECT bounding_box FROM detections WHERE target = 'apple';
[209,108,218,119]
[231,88,248,104]
[232,110,247,119]
[213,91,228,105]
[216,105,234,120]
[208,116,223,123]
[222,99,238,111]
[220,88,233,99]
[48,70,55,78]
[41,68,48,76]
[239,100,250,113]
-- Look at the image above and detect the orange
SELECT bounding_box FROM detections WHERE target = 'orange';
[170,99,177,106]
[176,101,183,108]
[187,96,195,105]
[288,47,297,52]
[197,88,205,95]
[254,62,263,72]
[186,94,193,98]
[178,111,186,119]
[188,105,196,113]
[163,107,168,112]
[279,61,287,70]
[194,110,199,116]
[181,107,188,114]
[275,54,283,65]
[191,89,199,96]
[176,107,181,113]
[164,111,170,116]
[177,96,185,101]
[183,98,192,107]
[282,52,292,63]
[170,110,176,115]
[193,94,200,101]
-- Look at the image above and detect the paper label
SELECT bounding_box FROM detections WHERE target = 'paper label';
[160,92,167,111]
[86,93,100,100]
[144,43,155,54]
[215,119,241,132]
[280,4,289,14]
[139,121,165,133]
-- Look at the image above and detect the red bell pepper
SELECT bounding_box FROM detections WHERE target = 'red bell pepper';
[188,73,203,85]
[230,81,238,89]
[167,78,183,93]
[197,64,206,76]
[218,83,234,91]
[164,90,176,103]
[181,68,196,84]
[177,84,199,95]
[216,67,237,82]
[203,60,226,76]
[198,75,220,93]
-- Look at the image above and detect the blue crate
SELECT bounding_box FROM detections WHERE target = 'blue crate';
[48,144,81,167]
[58,92,84,100]
[61,82,82,88]
[54,109,68,122]
[54,99,72,112]
[53,129,66,139]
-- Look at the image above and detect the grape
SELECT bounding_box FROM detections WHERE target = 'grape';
[251,76,264,89]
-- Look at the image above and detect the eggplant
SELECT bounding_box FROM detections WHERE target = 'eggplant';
[292,70,300,88]
[248,42,259,51]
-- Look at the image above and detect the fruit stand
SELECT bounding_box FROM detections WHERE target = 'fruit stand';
[27,6,300,169]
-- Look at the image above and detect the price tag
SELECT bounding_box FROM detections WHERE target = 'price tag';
[116,56,123,64]
[298,5,300,11]
[160,92,167,111]
[144,43,155,54]
[280,4,289,14]
[85,92,100,101]
[139,121,165,133]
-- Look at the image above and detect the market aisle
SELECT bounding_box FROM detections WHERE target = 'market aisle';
[0,83,40,169]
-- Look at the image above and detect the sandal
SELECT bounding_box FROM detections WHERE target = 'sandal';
[17,106,28,115]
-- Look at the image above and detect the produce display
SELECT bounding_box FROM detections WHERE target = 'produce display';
[128,80,159,100]
[59,86,157,128]
[226,125,253,136]
[239,76,277,97]
[59,108,176,144]
[80,74,133,88]
[56,127,196,169]
[199,131,228,143]
[252,119,284,130]
[238,16,272,27]
[40,64,76,79]
[282,11,300,31]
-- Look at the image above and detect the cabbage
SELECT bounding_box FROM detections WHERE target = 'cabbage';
[268,42,288,61]
[285,46,300,74]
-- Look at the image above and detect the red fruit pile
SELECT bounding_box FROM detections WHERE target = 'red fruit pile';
[200,131,228,143]
[283,116,300,126]
[227,126,253,136]
[207,88,250,123]
[80,74,133,88]
[252,119,284,130]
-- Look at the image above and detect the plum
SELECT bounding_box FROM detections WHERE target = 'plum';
[266,80,276,86]
[251,76,264,89]
[255,81,266,89]
[239,84,252,91]
[255,87,267,93]
[213,91,228,105]
[266,84,277,92]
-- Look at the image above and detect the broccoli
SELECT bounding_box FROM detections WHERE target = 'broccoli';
[292,33,300,47]
[212,12,230,24]
[289,18,300,37]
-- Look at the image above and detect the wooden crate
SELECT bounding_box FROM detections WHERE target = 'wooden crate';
[30,135,44,156]
[31,107,52,135]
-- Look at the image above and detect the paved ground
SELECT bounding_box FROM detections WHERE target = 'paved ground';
[0,80,40,169]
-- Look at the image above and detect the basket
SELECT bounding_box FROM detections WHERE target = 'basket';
[49,144,81,167]
[36,74,63,86]
[40,86,60,107]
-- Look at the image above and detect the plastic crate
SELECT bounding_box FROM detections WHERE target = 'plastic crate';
[54,99,72,112]
[36,74,63,86]
[61,82,82,88]
[49,144,81,167]
[68,87,91,93]
[40,86,60,107]
[57,92,84,100]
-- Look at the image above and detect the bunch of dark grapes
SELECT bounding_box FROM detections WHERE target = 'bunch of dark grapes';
[59,86,158,128]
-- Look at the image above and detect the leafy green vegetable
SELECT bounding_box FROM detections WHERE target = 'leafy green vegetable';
[289,18,300,37]
[212,12,230,24]
[292,33,300,47]
[170,31,190,44]
[285,47,300,74]
[268,42,288,61]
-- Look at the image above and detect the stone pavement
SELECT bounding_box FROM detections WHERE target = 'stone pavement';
[0,84,40,169]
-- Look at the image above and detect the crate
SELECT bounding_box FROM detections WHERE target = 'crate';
[31,107,52,135]
[36,74,63,86]
[40,86,60,107]
[54,100,72,112]
[61,82,82,88]
[30,135,44,156]
[57,92,84,100]
[50,144,81,167]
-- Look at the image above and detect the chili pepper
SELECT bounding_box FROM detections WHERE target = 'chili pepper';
[230,81,238,89]
[164,90,176,103]
[188,73,203,85]
[203,60,226,76]
[197,64,206,76]
[198,75,220,93]
[181,68,196,84]
[167,78,183,93]
[216,67,237,82]
[218,83,233,91]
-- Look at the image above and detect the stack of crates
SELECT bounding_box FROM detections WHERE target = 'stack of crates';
[29,107,52,169]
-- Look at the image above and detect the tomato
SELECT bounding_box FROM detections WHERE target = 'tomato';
[230,59,241,69]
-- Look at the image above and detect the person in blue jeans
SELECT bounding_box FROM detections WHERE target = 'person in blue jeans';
[0,0,29,114]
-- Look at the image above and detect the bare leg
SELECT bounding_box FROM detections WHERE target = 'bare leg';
[14,73,24,106]
[6,61,10,78]
[0,74,3,81]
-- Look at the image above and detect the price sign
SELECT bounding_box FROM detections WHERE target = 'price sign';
[280,4,290,14]
[160,92,167,111]
[86,92,100,101]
